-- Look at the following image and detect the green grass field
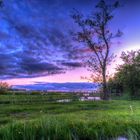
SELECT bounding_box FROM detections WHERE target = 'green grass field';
[0,93,140,140]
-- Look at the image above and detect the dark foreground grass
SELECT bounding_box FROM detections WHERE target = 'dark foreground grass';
[0,93,140,139]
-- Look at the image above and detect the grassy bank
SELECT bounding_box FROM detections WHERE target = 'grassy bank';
[0,93,140,139]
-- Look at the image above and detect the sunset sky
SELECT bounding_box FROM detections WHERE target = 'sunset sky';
[0,0,140,86]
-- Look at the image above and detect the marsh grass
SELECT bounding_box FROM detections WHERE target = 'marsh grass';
[0,93,140,139]
[1,115,140,140]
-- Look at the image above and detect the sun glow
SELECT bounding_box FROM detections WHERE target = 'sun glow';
[125,44,140,51]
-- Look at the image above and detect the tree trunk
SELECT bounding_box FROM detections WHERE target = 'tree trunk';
[102,70,109,100]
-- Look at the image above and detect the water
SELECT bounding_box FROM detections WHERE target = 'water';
[57,99,72,103]
[56,97,101,103]
[116,137,127,140]
[80,96,101,101]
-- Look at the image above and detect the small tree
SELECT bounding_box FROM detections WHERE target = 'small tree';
[0,82,11,94]
[71,0,122,100]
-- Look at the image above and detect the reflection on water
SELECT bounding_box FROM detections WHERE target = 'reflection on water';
[57,96,101,103]
[57,99,72,103]
[116,137,127,140]
[80,96,101,101]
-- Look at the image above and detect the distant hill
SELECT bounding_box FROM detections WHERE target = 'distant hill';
[13,82,99,92]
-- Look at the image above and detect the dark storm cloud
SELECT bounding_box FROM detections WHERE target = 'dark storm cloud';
[0,0,93,79]
[61,62,82,67]
[0,31,10,40]
[1,0,138,80]
[0,53,19,78]
[19,56,63,74]
[0,53,65,79]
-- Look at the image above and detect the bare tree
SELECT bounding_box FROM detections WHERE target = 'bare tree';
[71,0,122,100]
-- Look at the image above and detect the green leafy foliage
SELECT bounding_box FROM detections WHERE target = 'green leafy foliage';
[109,50,140,98]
